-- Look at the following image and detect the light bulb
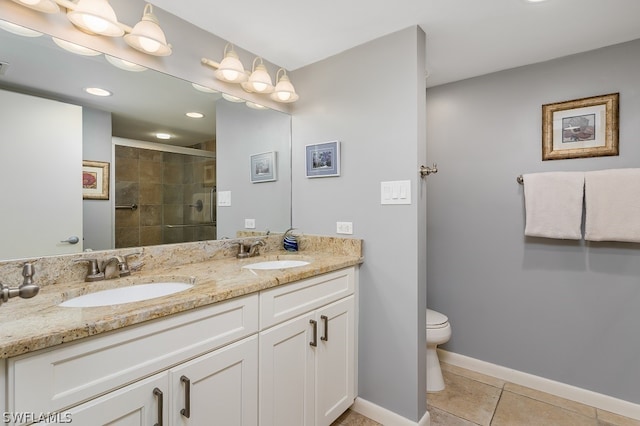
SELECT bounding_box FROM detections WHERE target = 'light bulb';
[252,82,268,92]
[82,15,109,33]
[139,37,160,53]
[276,92,292,102]
[222,69,240,81]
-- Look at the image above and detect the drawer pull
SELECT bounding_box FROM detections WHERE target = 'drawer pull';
[321,315,329,341]
[180,375,191,418]
[153,387,164,426]
[309,319,317,347]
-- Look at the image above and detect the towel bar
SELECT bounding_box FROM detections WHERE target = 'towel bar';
[516,175,524,184]
[116,204,138,210]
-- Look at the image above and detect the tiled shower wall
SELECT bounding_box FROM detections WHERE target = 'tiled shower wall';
[114,141,216,248]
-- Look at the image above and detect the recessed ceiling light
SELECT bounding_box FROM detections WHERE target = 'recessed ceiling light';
[525,0,548,3]
[186,112,204,118]
[222,93,244,103]
[0,20,43,37]
[84,87,112,97]
[246,101,267,110]
[52,37,101,56]
[156,132,171,140]
[105,55,147,72]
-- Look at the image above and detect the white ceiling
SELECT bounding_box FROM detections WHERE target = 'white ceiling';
[149,0,640,87]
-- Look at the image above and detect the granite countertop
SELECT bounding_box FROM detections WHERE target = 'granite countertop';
[0,250,363,359]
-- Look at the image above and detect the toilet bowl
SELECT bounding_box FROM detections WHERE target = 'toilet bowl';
[426,308,451,392]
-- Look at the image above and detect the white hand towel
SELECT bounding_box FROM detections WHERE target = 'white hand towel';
[585,168,640,242]
[523,172,585,240]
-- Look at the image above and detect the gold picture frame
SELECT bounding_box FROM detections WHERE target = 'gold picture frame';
[542,93,619,161]
[82,160,110,200]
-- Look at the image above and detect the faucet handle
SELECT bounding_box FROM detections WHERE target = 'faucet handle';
[73,258,105,282]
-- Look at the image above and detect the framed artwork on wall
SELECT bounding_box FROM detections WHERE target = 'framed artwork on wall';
[250,151,277,183]
[82,160,110,200]
[542,93,619,161]
[305,141,341,178]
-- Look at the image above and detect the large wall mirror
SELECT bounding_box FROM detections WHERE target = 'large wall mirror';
[0,19,292,261]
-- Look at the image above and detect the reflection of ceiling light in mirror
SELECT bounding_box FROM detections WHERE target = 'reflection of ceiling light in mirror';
[186,112,204,118]
[9,0,59,14]
[0,20,43,37]
[246,101,267,110]
[192,83,218,94]
[67,0,124,37]
[52,37,101,56]
[105,55,147,72]
[84,87,112,97]
[222,93,244,103]
[124,4,172,56]
[156,132,171,140]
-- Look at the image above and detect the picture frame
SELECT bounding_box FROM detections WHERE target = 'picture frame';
[542,93,619,161]
[250,151,277,183]
[305,141,340,178]
[82,160,110,200]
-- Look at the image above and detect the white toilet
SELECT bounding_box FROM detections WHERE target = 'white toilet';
[426,308,451,392]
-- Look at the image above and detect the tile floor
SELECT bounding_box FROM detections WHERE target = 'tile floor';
[332,362,640,426]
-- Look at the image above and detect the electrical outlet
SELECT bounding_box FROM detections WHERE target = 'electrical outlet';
[336,221,353,235]
[244,219,256,229]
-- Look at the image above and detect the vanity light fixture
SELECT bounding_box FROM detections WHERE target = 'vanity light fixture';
[67,0,124,37]
[241,57,274,94]
[9,1,172,57]
[271,68,299,103]
[84,87,112,97]
[201,44,247,83]
[185,112,204,118]
[53,37,102,56]
[104,55,147,71]
[124,4,171,56]
[9,0,59,14]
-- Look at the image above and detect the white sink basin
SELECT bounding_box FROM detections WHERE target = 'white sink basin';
[242,260,310,270]
[59,282,194,308]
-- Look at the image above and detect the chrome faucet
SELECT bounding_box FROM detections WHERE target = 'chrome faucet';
[102,256,131,279]
[0,263,40,307]
[74,251,141,282]
[236,239,266,259]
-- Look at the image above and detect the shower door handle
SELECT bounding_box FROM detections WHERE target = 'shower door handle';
[60,236,79,244]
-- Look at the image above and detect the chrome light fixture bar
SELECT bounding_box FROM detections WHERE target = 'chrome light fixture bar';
[9,0,172,56]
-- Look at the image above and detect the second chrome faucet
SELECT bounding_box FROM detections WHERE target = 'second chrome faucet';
[236,240,265,259]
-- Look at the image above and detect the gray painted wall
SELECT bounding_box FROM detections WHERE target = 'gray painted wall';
[216,100,292,239]
[291,27,428,421]
[426,39,640,403]
[82,107,113,251]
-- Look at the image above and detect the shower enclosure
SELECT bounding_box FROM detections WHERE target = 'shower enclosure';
[114,140,216,248]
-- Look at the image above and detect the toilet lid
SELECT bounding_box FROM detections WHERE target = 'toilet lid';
[426,309,448,327]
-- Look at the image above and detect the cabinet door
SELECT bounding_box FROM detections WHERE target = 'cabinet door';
[170,335,258,426]
[259,312,315,426]
[43,373,168,426]
[315,296,356,426]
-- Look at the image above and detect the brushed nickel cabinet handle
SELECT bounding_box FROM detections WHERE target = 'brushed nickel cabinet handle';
[153,387,163,426]
[180,375,191,418]
[309,319,317,347]
[321,315,329,341]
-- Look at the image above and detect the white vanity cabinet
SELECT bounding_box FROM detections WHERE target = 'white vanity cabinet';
[259,268,356,426]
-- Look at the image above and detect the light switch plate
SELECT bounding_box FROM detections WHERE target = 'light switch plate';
[337,222,353,234]
[218,191,231,206]
[381,180,411,205]
[244,219,256,229]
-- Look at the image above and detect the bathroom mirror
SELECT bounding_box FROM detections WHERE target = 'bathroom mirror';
[0,21,292,261]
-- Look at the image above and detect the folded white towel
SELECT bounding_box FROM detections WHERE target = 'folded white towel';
[585,168,640,242]
[523,172,585,240]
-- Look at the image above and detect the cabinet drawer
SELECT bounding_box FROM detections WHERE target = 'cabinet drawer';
[260,267,354,329]
[9,294,258,416]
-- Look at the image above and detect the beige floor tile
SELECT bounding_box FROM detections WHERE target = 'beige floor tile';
[504,382,596,418]
[596,409,640,426]
[331,409,382,426]
[441,362,506,389]
[428,369,502,426]
[492,390,598,426]
[428,405,480,426]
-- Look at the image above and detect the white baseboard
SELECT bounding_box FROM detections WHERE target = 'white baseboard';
[438,349,640,421]
[351,397,431,425]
